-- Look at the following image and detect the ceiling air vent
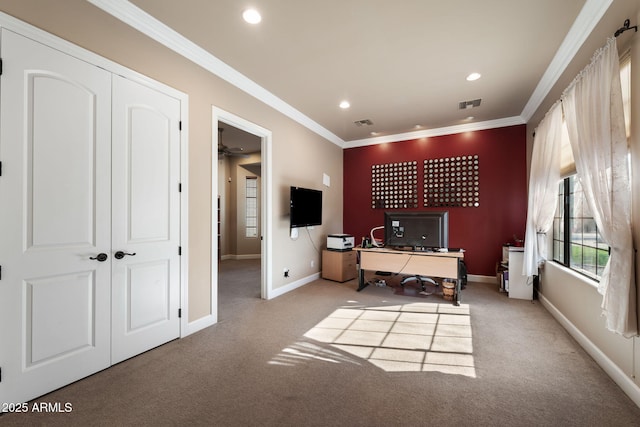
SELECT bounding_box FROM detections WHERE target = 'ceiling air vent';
[458,98,482,110]
[354,119,374,127]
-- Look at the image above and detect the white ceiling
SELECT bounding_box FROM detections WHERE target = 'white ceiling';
[218,123,261,155]
[92,0,613,151]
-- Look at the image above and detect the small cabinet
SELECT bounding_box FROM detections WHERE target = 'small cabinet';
[322,250,357,282]
[508,247,532,300]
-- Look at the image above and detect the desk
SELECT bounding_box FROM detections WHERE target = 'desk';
[355,247,465,305]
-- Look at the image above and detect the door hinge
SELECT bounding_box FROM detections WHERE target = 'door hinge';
[0,265,2,280]
[0,58,3,76]
[178,308,182,318]
[178,246,182,256]
[178,183,182,193]
[0,161,3,177]
[179,121,182,131]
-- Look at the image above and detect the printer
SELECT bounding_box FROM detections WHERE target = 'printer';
[327,234,355,251]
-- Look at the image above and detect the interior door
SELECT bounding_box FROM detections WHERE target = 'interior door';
[0,29,112,404]
[110,75,181,364]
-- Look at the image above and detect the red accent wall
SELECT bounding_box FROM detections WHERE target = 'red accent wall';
[343,125,527,277]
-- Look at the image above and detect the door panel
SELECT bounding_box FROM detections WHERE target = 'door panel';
[28,272,96,364]
[111,75,181,364]
[128,107,171,242]
[128,261,170,330]
[0,29,112,404]
[28,74,98,248]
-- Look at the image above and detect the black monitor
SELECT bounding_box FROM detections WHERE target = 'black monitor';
[290,186,322,228]
[384,211,449,249]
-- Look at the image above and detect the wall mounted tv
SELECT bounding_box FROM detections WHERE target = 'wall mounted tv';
[384,211,449,249]
[290,186,322,228]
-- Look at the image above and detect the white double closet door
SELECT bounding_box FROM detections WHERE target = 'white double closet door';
[0,29,181,404]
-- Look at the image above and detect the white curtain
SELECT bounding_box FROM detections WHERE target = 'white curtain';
[561,37,637,337]
[522,102,563,276]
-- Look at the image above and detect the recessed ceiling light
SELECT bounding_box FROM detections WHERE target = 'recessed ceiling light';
[339,100,350,109]
[242,9,262,24]
[466,72,481,81]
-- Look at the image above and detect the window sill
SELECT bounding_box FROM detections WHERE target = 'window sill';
[547,260,600,290]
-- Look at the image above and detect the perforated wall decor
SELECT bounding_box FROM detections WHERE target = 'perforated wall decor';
[423,155,480,208]
[371,161,419,209]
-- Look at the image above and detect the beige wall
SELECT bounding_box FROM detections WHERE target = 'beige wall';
[0,1,343,322]
[527,0,640,394]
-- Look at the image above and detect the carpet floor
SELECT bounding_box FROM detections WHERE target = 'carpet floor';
[2,259,640,426]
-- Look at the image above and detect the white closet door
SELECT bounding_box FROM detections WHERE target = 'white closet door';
[110,75,181,364]
[0,29,112,404]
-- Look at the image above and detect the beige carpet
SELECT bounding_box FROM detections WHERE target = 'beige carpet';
[2,258,640,426]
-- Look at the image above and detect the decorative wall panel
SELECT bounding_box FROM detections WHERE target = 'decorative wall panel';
[371,161,418,209]
[423,155,480,207]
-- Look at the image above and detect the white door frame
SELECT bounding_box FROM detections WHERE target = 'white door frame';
[212,107,273,312]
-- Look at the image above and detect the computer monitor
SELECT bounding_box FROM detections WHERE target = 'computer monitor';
[384,211,449,249]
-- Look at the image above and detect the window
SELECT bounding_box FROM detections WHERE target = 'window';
[553,176,609,280]
[245,176,258,238]
[551,54,630,281]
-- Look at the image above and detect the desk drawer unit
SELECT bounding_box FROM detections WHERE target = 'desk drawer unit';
[322,249,357,282]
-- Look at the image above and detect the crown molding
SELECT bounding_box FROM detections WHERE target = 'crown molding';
[520,0,613,121]
[87,0,345,147]
[344,116,526,149]
[88,0,607,149]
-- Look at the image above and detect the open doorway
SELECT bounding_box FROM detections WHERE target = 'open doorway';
[212,108,273,322]
[218,123,261,307]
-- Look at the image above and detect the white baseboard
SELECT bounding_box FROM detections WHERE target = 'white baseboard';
[468,274,497,284]
[268,272,321,299]
[539,292,640,408]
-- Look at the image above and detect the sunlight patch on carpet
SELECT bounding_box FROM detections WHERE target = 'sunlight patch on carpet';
[297,302,476,377]
[268,341,363,367]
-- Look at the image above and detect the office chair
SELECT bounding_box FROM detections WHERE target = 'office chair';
[400,275,438,294]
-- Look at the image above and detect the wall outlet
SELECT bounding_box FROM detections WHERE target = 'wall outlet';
[284,268,289,278]
[310,260,315,268]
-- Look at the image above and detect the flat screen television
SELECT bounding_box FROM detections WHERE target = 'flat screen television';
[290,186,322,228]
[384,211,449,249]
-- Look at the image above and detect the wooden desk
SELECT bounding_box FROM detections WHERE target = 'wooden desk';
[355,247,465,305]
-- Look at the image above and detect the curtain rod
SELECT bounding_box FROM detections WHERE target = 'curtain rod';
[614,19,637,37]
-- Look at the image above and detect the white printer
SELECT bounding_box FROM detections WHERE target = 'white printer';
[327,234,355,251]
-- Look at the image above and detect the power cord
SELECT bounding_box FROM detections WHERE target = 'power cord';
[305,226,320,254]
